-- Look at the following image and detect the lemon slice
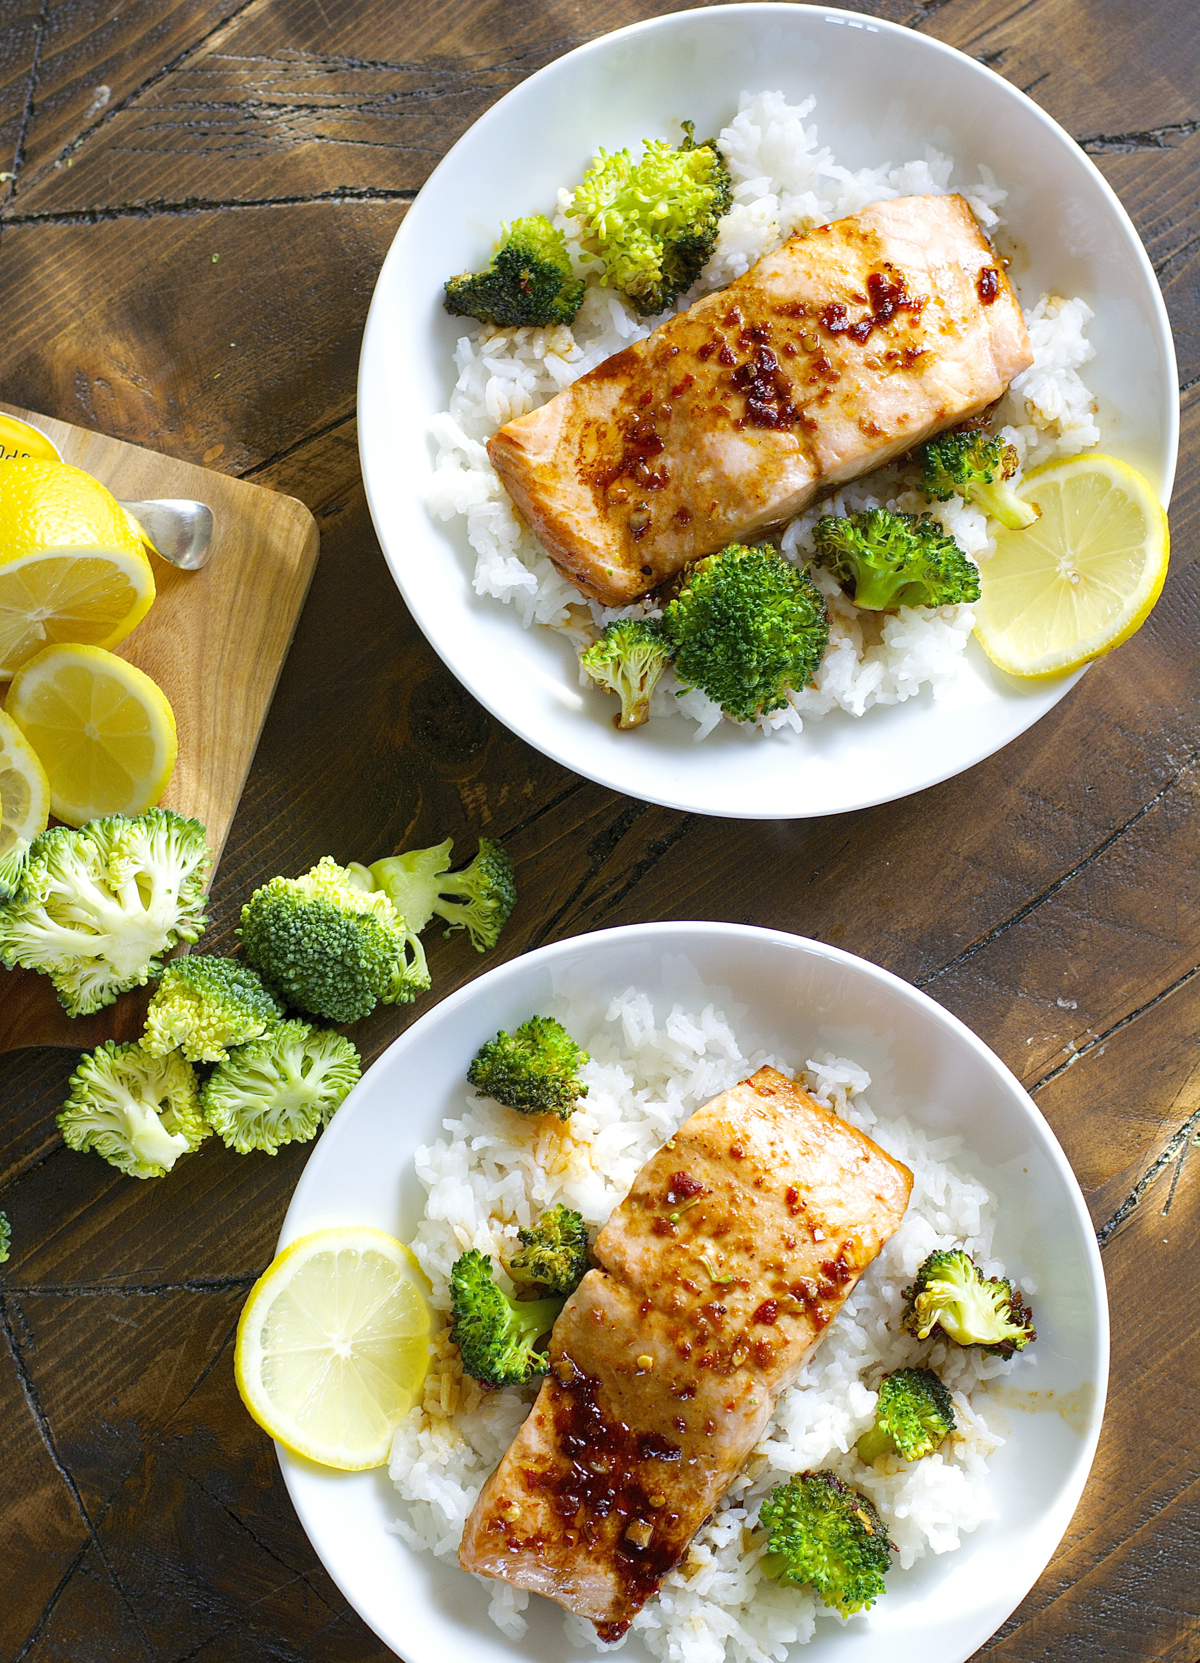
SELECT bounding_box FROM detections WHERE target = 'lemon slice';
[974,454,1170,678]
[5,643,177,826]
[235,1227,431,1471]
[0,706,50,894]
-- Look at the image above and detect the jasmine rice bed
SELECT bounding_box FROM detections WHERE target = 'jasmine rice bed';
[427,88,1101,741]
[388,987,1029,1662]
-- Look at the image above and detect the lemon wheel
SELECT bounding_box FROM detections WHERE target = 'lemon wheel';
[235,1227,431,1471]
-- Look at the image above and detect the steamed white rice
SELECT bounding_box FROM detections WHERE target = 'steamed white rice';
[426,90,1101,740]
[389,986,1028,1661]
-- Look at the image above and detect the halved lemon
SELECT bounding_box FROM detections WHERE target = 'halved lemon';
[235,1227,431,1471]
[5,643,177,826]
[974,454,1170,678]
[0,706,50,893]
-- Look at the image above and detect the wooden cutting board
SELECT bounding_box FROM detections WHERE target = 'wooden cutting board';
[0,403,320,1052]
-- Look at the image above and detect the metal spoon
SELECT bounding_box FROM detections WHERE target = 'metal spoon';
[119,499,215,571]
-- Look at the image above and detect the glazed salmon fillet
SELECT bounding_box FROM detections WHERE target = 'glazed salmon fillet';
[487,193,1032,606]
[458,1066,913,1638]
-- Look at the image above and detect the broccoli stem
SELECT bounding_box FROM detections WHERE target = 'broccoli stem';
[854,1425,894,1466]
[974,477,1040,531]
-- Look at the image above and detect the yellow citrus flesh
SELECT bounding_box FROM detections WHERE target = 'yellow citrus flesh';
[974,454,1170,678]
[234,1227,431,1471]
[5,643,177,826]
[0,706,50,864]
[0,414,63,464]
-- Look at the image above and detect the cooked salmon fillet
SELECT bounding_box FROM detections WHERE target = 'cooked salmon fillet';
[487,194,1032,606]
[458,1065,913,1638]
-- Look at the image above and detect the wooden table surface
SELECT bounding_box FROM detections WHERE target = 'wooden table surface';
[0,1,1195,1658]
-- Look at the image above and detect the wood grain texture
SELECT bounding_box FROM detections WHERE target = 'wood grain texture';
[0,401,319,1052]
[0,0,1196,1658]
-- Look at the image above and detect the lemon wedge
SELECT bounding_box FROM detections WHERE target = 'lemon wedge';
[5,643,177,826]
[0,459,155,675]
[235,1227,431,1470]
[974,454,1170,678]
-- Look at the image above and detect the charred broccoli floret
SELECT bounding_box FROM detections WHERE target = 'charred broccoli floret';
[239,856,418,1023]
[580,617,674,729]
[571,122,732,316]
[506,1204,590,1297]
[0,810,211,1016]
[759,1470,894,1616]
[141,954,284,1063]
[902,1248,1036,1357]
[57,1040,207,1179]
[856,1367,957,1464]
[920,429,1039,530]
[449,1248,564,1386]
[467,1015,589,1121]
[199,1019,361,1155]
[443,215,585,328]
[347,836,516,960]
[663,542,829,722]
[813,508,981,611]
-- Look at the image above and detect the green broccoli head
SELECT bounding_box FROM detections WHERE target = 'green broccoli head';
[0,1210,10,1265]
[901,1248,1036,1356]
[141,954,284,1063]
[199,1019,361,1155]
[0,810,212,1016]
[759,1470,894,1616]
[571,123,732,316]
[58,1040,207,1179]
[350,836,516,958]
[506,1204,590,1297]
[856,1367,957,1465]
[467,1015,589,1121]
[662,542,829,723]
[920,429,1039,531]
[813,509,981,611]
[239,856,411,1023]
[580,618,674,729]
[444,215,586,329]
[449,1248,564,1386]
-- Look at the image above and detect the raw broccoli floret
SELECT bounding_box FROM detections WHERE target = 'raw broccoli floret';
[0,835,31,905]
[571,122,732,316]
[901,1248,1036,1357]
[0,1210,9,1264]
[813,508,981,611]
[449,1248,564,1386]
[0,810,211,1016]
[239,856,418,1022]
[920,429,1039,530]
[347,835,516,960]
[141,954,284,1063]
[506,1204,590,1297]
[580,618,674,729]
[443,215,586,328]
[856,1367,956,1464]
[58,1040,207,1179]
[759,1470,894,1616]
[467,1015,589,1121]
[662,542,829,723]
[199,1019,361,1155]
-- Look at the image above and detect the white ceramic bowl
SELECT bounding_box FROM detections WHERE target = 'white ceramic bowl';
[278,922,1108,1663]
[357,4,1177,820]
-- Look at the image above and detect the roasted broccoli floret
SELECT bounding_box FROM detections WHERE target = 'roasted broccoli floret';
[580,618,674,729]
[0,811,211,1016]
[0,1210,9,1265]
[239,855,420,1022]
[902,1248,1036,1357]
[506,1204,590,1297]
[813,508,981,612]
[443,215,586,328]
[856,1367,957,1464]
[347,835,516,960]
[759,1470,894,1616]
[199,1019,361,1155]
[571,122,732,316]
[662,542,829,722]
[449,1248,564,1386]
[920,429,1039,530]
[58,1040,207,1179]
[467,1015,589,1121]
[141,954,284,1063]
